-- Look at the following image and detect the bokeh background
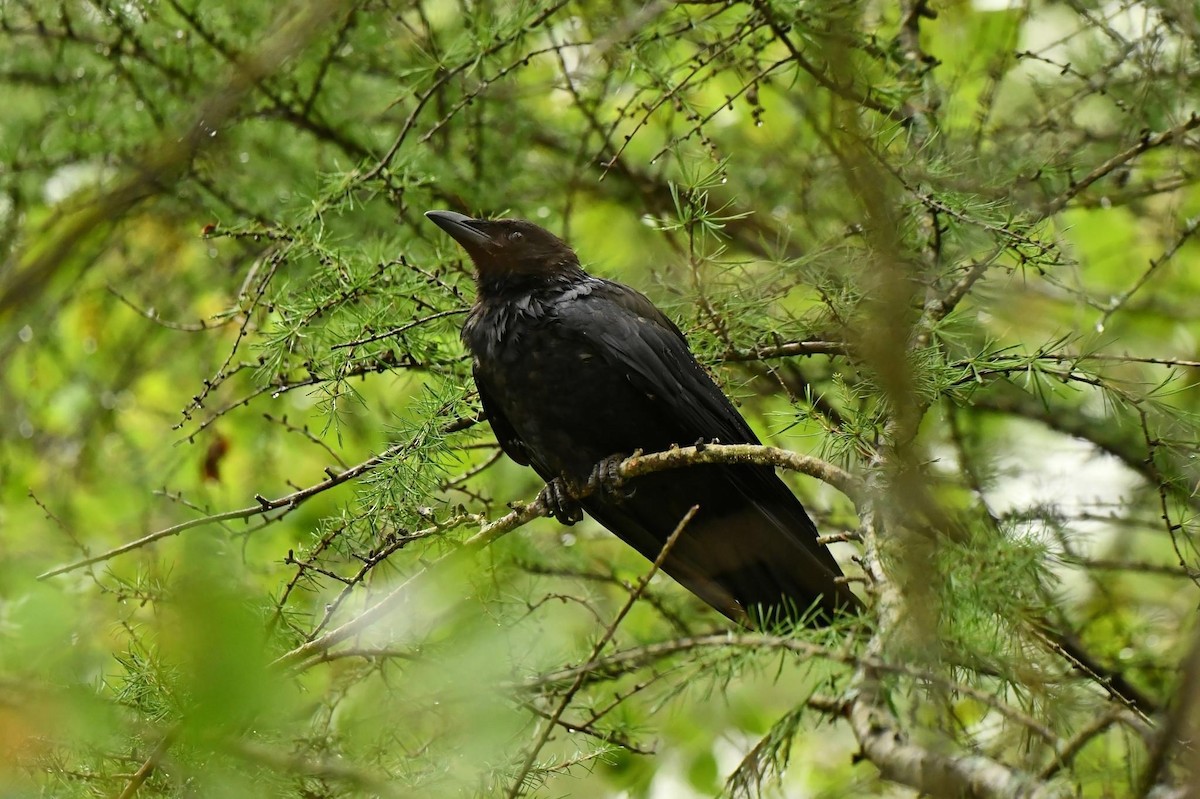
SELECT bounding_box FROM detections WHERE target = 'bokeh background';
[2,1,1199,797]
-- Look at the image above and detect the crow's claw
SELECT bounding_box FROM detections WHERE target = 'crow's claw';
[540,477,583,525]
[587,454,634,502]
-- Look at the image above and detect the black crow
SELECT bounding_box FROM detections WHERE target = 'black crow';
[427,210,859,625]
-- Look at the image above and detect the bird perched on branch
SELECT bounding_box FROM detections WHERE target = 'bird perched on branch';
[427,210,860,626]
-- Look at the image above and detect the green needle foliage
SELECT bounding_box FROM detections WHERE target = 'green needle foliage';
[2,1,1199,797]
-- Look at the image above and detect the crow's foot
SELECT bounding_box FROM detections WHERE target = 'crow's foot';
[540,477,583,525]
[587,453,634,502]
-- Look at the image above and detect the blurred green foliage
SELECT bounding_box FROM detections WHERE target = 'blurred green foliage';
[1,0,1198,797]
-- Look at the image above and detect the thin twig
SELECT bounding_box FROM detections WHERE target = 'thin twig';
[330,308,467,349]
[505,505,697,799]
[115,726,178,799]
[37,414,480,580]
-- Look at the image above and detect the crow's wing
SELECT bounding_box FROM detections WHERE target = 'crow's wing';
[564,280,759,448]
[474,367,531,466]
[554,281,856,617]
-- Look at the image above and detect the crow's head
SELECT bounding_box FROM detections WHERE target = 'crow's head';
[425,211,579,278]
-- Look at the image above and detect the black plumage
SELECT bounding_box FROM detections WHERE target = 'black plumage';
[426,210,859,624]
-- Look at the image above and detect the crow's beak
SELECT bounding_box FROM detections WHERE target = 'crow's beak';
[425,210,492,247]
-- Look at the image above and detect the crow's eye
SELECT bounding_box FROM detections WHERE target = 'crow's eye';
[508,230,524,242]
